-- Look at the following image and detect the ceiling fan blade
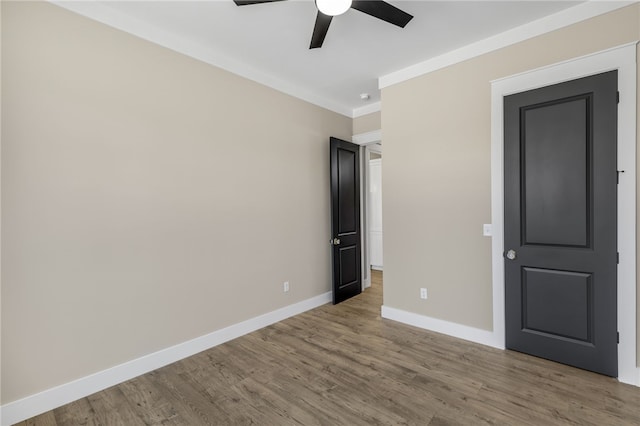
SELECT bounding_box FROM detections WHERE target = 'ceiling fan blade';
[310,12,333,49]
[233,0,286,5]
[350,0,413,28]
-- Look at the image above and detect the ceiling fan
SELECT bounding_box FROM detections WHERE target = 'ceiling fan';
[233,0,413,49]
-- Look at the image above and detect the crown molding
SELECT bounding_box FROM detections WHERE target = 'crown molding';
[50,1,635,119]
[352,101,381,118]
[50,1,354,117]
[379,1,636,89]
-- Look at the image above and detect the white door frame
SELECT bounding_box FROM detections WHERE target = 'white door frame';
[490,42,638,385]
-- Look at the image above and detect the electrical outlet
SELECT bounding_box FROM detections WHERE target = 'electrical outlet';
[420,288,428,299]
[283,281,290,293]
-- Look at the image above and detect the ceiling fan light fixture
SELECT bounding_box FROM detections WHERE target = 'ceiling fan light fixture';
[315,0,352,17]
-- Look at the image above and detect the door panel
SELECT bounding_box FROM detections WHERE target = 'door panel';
[339,246,358,285]
[504,71,618,377]
[523,96,589,247]
[338,149,358,233]
[330,137,361,304]
[522,267,592,342]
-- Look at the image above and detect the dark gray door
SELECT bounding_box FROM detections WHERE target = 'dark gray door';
[504,71,618,377]
[330,137,361,304]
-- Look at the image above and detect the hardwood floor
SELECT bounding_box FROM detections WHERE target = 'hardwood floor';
[19,270,640,425]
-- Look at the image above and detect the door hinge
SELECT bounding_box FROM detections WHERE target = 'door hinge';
[617,252,620,264]
[617,332,620,343]
[617,91,620,104]
[617,170,625,184]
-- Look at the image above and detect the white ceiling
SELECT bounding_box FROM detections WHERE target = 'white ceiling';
[54,1,617,117]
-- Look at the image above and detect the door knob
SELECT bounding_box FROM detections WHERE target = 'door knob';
[506,249,517,260]
[331,238,341,246]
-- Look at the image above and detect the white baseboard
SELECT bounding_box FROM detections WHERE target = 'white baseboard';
[362,276,371,289]
[624,366,640,388]
[381,305,503,349]
[1,291,331,426]
[371,266,383,271]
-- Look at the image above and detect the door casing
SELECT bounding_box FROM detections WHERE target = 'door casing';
[490,43,638,385]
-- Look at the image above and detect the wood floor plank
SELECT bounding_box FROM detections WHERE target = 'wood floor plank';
[16,270,640,425]
[17,411,57,426]
[148,367,224,425]
[86,386,147,426]
[51,395,100,426]
[117,373,181,425]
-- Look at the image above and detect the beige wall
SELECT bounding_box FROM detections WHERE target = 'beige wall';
[382,4,640,362]
[353,111,381,135]
[1,2,351,403]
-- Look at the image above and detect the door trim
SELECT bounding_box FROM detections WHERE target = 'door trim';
[352,130,382,145]
[490,42,638,385]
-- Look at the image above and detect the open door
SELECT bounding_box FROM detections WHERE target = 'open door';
[330,137,362,304]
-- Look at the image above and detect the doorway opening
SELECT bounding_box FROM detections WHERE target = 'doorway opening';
[367,144,383,275]
[350,130,383,302]
[357,139,383,290]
